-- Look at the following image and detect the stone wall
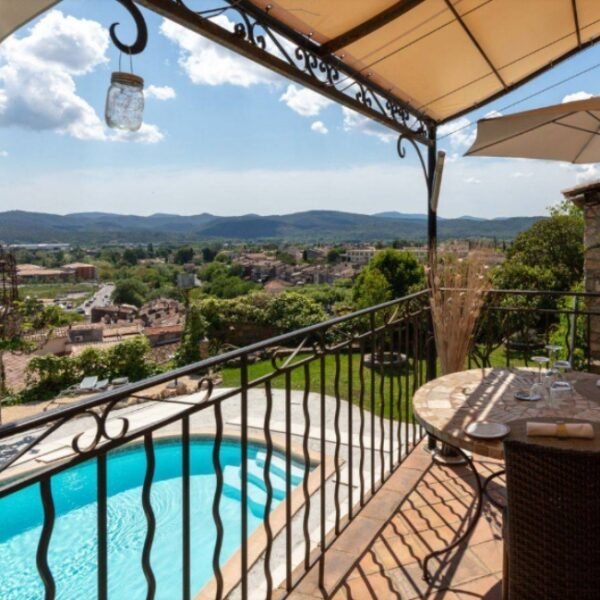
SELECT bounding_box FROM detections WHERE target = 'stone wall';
[563,181,600,371]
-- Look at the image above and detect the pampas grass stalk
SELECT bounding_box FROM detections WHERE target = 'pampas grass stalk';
[428,251,491,375]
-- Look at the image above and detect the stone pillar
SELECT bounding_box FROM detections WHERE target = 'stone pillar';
[563,180,600,371]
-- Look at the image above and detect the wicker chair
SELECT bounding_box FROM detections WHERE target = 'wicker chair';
[503,439,600,600]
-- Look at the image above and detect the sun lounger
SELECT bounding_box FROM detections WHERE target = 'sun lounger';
[94,379,109,391]
[79,376,98,392]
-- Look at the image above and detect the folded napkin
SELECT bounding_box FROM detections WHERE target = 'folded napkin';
[526,422,594,439]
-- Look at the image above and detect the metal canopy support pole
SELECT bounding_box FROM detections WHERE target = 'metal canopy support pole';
[426,125,437,384]
[425,127,438,453]
[426,126,437,263]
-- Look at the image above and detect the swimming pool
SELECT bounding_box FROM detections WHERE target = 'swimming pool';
[0,437,306,600]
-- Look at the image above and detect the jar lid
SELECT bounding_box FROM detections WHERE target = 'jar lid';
[111,71,144,88]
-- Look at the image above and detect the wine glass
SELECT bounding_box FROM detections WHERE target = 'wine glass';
[545,344,562,370]
[531,356,550,401]
[554,359,572,391]
[550,380,571,407]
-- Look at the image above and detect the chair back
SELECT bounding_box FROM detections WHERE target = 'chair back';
[503,439,600,599]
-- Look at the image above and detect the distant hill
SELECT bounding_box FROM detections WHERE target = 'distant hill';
[0,210,543,244]
[374,212,428,221]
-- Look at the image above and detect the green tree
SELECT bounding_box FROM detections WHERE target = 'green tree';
[369,249,424,297]
[266,292,327,332]
[122,248,139,266]
[352,269,392,309]
[507,213,583,290]
[327,246,346,264]
[199,262,228,282]
[112,279,148,307]
[174,246,195,265]
[201,247,217,263]
[26,355,79,397]
[106,337,155,380]
[175,306,208,366]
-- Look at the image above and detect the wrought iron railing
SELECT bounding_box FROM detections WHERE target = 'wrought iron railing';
[0,290,433,600]
[470,288,600,371]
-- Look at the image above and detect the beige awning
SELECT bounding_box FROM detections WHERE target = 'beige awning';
[0,1,61,43]
[465,97,600,163]
[3,0,600,126]
[244,0,600,124]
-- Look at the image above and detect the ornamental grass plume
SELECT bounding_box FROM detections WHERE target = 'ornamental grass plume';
[427,250,491,375]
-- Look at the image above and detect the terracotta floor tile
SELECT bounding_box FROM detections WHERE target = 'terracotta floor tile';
[469,514,503,545]
[373,532,427,568]
[429,549,490,585]
[430,498,473,526]
[469,540,503,574]
[417,525,462,553]
[394,505,447,533]
[333,568,403,599]
[388,562,451,599]
[331,515,381,554]
[452,575,503,599]
[289,444,506,600]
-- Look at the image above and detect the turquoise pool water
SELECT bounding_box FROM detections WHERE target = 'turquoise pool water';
[0,438,301,600]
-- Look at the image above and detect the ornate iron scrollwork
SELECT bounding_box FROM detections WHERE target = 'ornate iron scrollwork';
[110,0,148,55]
[397,133,430,192]
[149,0,431,141]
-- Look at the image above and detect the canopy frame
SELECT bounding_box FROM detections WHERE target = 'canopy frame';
[137,0,435,146]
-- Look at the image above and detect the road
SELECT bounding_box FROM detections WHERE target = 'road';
[83,283,115,316]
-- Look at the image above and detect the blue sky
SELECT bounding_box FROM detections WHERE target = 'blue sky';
[1,0,599,218]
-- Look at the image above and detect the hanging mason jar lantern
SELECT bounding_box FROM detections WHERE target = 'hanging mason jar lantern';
[105,71,144,131]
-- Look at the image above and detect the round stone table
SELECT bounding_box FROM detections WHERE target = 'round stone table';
[413,367,600,459]
[413,367,600,581]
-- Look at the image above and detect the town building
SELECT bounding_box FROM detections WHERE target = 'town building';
[62,262,97,281]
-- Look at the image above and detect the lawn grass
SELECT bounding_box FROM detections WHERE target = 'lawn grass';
[218,344,532,419]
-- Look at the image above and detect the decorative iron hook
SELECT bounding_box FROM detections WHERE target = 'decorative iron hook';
[397,133,430,192]
[110,0,148,55]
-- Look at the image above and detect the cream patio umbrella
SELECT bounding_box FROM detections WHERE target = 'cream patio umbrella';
[465,97,600,164]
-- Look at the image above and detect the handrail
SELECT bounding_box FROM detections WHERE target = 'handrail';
[0,290,431,438]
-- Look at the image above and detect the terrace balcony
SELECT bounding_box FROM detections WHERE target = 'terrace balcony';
[0,288,595,600]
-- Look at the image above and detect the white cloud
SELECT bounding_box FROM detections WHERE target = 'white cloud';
[146,85,176,101]
[311,121,328,134]
[0,150,7,157]
[559,161,599,183]
[562,91,593,103]
[0,11,164,144]
[464,176,481,184]
[111,123,164,145]
[341,107,395,143]
[280,84,332,117]
[484,110,503,119]
[438,116,476,149]
[0,11,108,140]
[160,17,279,87]
[510,171,533,178]
[575,164,599,183]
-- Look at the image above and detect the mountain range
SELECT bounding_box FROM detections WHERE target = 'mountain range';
[0,210,543,244]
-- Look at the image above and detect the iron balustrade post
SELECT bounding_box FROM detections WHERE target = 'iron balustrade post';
[262,382,275,596]
[347,341,354,518]
[211,400,225,599]
[426,126,438,384]
[141,433,157,600]
[37,478,56,600]
[301,363,312,571]
[318,335,327,593]
[97,454,108,600]
[240,355,249,599]
[285,370,293,589]
[181,416,191,600]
